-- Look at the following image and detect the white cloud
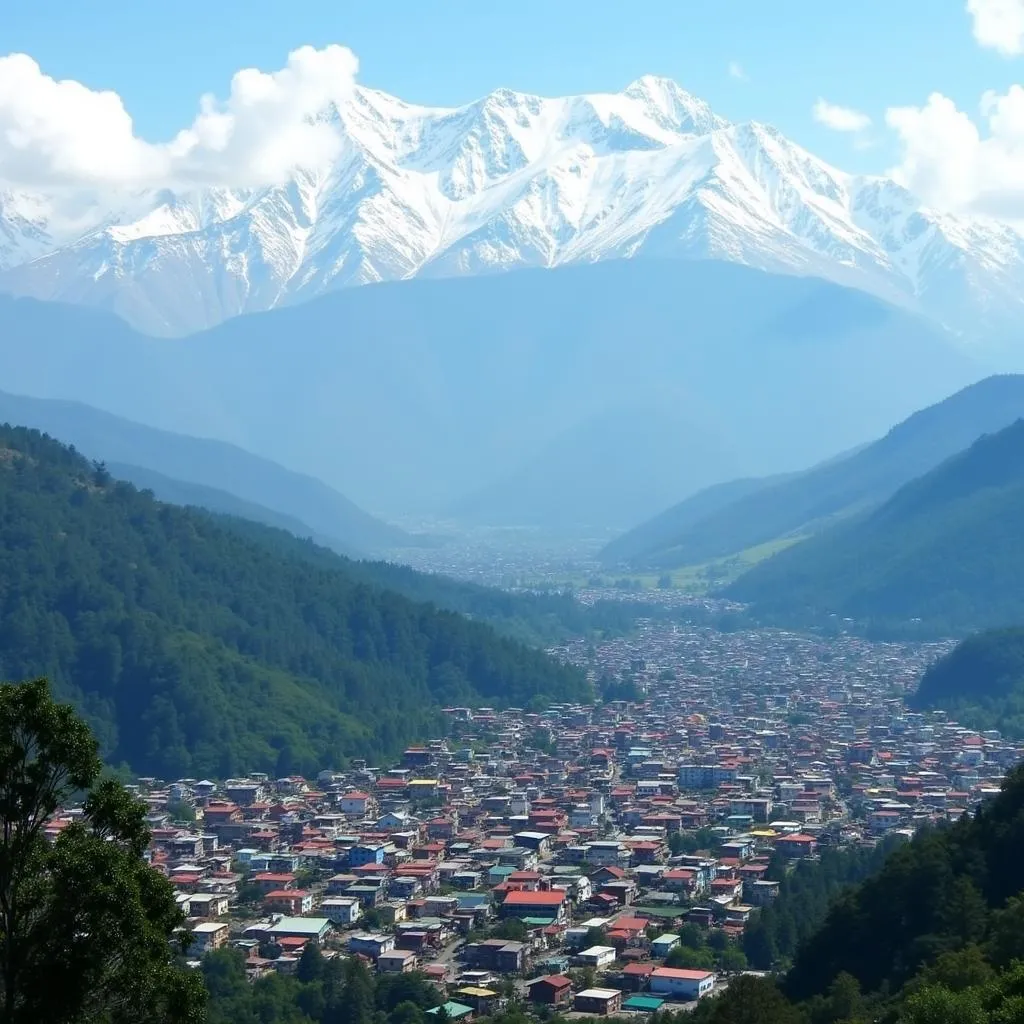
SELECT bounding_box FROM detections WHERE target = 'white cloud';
[727,61,747,82]
[0,45,359,189]
[967,0,1024,55]
[886,86,1024,217]
[812,98,872,133]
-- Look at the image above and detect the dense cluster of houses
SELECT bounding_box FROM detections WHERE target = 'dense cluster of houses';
[44,621,1018,1017]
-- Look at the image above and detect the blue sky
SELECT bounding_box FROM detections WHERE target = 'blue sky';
[2,0,1016,176]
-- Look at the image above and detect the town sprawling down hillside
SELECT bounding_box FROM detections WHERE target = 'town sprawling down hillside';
[11,17,1024,1024]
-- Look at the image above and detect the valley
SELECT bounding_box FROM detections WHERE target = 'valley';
[6,17,1024,1024]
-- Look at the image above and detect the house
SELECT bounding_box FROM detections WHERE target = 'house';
[340,792,373,816]
[321,897,362,926]
[252,872,296,894]
[649,967,716,1000]
[186,893,230,918]
[378,950,419,974]
[651,933,680,958]
[453,987,503,1016]
[575,945,617,969]
[573,988,623,1015]
[624,995,667,1012]
[774,834,817,858]
[348,932,395,959]
[350,844,387,868]
[265,890,314,916]
[427,1002,474,1021]
[527,975,573,1007]
[499,890,568,923]
[191,921,229,953]
[266,916,332,947]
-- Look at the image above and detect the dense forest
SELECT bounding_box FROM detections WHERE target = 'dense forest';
[217,515,644,648]
[0,426,590,779]
[742,840,903,970]
[909,627,1024,738]
[778,764,1024,1018]
[726,419,1024,638]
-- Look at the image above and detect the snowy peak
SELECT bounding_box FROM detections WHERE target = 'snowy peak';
[1,75,1023,352]
[622,75,728,136]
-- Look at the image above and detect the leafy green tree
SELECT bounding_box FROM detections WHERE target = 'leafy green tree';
[166,800,196,823]
[702,975,803,1024]
[719,947,748,973]
[898,985,987,1024]
[390,1002,425,1024]
[296,943,326,983]
[0,677,205,1024]
[987,893,1024,967]
[491,918,528,941]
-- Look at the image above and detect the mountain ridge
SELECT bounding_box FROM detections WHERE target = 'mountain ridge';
[0,387,411,554]
[0,263,980,524]
[725,416,1024,635]
[2,77,1024,347]
[604,374,1024,568]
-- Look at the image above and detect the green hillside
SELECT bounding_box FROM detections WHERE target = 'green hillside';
[607,374,1024,571]
[910,627,1024,737]
[781,765,1024,1011]
[0,426,589,779]
[726,418,1024,636]
[215,512,641,648]
[109,461,345,551]
[599,474,786,566]
[0,389,412,556]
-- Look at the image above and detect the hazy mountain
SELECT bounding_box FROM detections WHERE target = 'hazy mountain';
[600,474,791,565]
[0,263,980,526]
[106,462,346,550]
[607,374,1024,568]
[2,78,1024,354]
[0,387,410,555]
[727,417,1024,634]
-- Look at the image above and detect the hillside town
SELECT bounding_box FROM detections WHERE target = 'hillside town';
[60,620,1015,1018]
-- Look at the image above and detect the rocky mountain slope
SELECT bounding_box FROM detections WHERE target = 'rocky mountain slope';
[2,77,1023,350]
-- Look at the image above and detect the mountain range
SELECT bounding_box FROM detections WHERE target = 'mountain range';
[2,77,1024,356]
[0,388,411,555]
[726,416,1024,635]
[604,374,1024,567]
[0,264,980,526]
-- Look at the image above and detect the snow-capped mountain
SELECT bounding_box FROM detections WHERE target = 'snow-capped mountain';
[2,75,1024,348]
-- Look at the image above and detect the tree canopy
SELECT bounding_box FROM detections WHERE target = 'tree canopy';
[0,677,204,1024]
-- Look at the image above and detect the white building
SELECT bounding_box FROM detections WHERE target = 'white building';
[321,897,362,925]
[650,968,715,1000]
[575,945,617,969]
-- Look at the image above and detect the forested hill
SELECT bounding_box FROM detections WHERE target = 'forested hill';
[216,514,641,648]
[909,627,1024,737]
[780,764,1024,1015]
[726,418,1024,636]
[0,426,589,779]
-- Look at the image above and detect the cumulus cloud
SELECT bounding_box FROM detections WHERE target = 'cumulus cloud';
[812,99,872,133]
[885,87,1024,218]
[727,61,747,82]
[0,45,359,190]
[967,0,1024,55]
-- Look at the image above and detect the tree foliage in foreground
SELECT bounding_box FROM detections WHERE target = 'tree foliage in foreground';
[0,677,204,1024]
